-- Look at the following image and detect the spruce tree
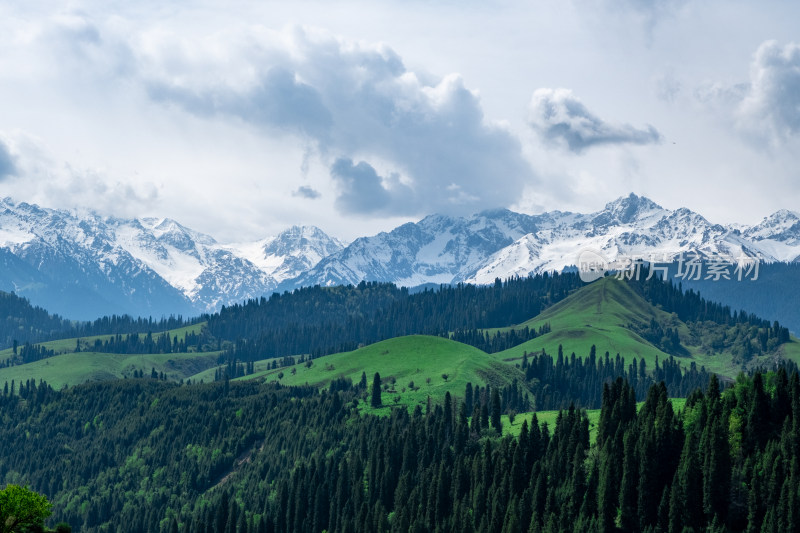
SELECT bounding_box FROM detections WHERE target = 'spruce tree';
[491,388,502,433]
[371,372,382,407]
[618,428,638,531]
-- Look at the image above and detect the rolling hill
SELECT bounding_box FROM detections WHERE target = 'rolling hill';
[0,350,220,390]
[0,322,219,389]
[3,273,798,395]
[244,335,526,412]
[493,276,800,377]
[493,276,677,367]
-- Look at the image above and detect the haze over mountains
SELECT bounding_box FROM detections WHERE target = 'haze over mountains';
[1,194,799,320]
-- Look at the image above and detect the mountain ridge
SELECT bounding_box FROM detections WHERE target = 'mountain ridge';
[0,198,341,319]
[1,194,799,319]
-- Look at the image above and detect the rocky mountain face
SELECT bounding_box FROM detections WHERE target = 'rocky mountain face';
[281,209,540,290]
[290,193,800,289]
[0,199,342,319]
[0,194,797,319]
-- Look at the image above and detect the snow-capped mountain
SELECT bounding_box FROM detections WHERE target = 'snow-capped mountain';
[281,193,800,290]
[740,210,800,262]
[466,194,753,284]
[226,226,345,286]
[281,209,541,290]
[1,194,799,319]
[0,198,341,319]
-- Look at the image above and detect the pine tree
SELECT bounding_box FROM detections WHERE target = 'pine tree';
[618,428,638,531]
[371,372,382,408]
[491,388,502,433]
[215,491,229,533]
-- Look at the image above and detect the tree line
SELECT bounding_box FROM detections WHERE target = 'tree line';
[209,275,583,362]
[521,344,712,411]
[0,288,197,351]
[5,272,793,371]
[2,367,800,531]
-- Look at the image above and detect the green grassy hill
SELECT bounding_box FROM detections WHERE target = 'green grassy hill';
[493,277,677,366]
[0,350,221,390]
[246,335,525,412]
[205,277,800,402]
[5,276,799,393]
[492,276,800,378]
[0,322,215,389]
[0,322,206,360]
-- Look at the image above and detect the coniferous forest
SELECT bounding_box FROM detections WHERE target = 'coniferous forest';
[1,369,800,532]
[2,271,800,532]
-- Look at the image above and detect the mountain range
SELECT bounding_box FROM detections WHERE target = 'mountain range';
[1,194,798,320]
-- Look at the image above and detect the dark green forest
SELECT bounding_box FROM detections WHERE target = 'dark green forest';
[0,288,195,350]
[2,369,800,532]
[3,271,792,370]
[3,272,799,532]
[208,275,584,361]
[211,272,791,366]
[520,346,713,411]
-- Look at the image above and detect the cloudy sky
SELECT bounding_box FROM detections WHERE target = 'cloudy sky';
[0,0,798,242]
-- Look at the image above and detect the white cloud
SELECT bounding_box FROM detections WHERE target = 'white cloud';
[293,185,321,199]
[1,0,799,241]
[0,132,159,218]
[737,41,800,145]
[527,88,662,154]
[653,70,682,103]
[0,138,17,180]
[137,26,534,216]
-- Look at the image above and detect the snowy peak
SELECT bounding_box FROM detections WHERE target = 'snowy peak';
[262,225,344,259]
[0,199,343,317]
[744,210,800,243]
[226,225,344,285]
[139,217,217,248]
[736,209,800,262]
[458,198,759,285]
[284,208,541,290]
[592,193,665,226]
[3,194,800,319]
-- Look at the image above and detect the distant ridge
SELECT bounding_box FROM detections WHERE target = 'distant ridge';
[1,194,799,319]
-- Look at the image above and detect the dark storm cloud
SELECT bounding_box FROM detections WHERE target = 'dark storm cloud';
[148,66,334,141]
[330,158,392,214]
[528,88,662,153]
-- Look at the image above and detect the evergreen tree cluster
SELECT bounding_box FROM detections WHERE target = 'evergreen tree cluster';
[0,341,57,367]
[0,287,197,350]
[1,369,799,532]
[81,330,206,355]
[207,275,582,361]
[0,290,73,348]
[448,324,551,354]
[461,381,530,429]
[214,360,256,381]
[522,344,712,410]
[70,314,194,339]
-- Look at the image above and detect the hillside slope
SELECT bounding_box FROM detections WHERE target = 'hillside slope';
[246,335,524,411]
[495,277,674,366]
[494,276,800,377]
